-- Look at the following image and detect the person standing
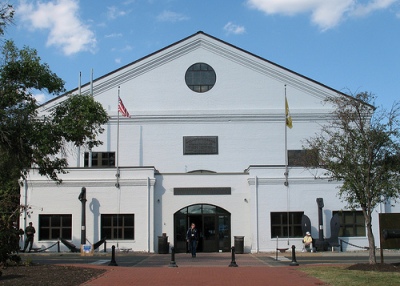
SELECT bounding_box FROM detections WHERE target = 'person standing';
[23,222,36,252]
[186,223,198,258]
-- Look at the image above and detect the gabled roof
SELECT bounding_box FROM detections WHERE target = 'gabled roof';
[41,31,372,109]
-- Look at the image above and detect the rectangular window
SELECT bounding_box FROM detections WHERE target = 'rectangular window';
[333,211,366,237]
[270,212,303,238]
[39,214,72,240]
[101,214,135,240]
[84,152,115,167]
[288,149,319,167]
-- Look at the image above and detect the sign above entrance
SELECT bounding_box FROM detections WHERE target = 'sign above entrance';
[183,136,218,155]
[174,187,231,195]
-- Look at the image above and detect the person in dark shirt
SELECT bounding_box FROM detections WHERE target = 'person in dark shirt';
[186,223,198,258]
[23,222,36,252]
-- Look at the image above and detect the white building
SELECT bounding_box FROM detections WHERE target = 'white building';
[20,31,398,253]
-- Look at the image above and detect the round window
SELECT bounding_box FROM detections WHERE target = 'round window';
[185,63,216,93]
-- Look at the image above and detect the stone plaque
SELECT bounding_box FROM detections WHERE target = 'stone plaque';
[183,136,218,155]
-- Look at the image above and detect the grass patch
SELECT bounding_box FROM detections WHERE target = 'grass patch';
[300,265,400,286]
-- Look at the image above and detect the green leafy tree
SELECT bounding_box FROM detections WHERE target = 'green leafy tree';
[304,92,400,264]
[0,5,109,265]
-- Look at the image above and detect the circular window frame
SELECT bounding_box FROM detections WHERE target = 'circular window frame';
[185,62,216,93]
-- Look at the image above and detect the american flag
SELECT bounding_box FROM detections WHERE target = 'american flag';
[118,96,130,118]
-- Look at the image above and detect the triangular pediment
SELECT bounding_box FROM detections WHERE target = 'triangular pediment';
[39,31,348,119]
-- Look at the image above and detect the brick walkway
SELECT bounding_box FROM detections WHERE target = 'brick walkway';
[76,253,324,285]
[81,266,322,286]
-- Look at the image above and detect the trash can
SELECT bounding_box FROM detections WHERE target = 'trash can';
[158,235,169,254]
[234,236,244,254]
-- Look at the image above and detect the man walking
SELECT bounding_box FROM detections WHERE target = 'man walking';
[23,222,36,252]
[186,223,198,258]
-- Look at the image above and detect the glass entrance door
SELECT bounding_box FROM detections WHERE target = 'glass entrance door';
[203,215,217,252]
[174,204,230,253]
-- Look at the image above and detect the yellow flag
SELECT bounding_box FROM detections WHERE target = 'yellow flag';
[285,97,293,129]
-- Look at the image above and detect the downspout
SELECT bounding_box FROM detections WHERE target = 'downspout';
[147,177,150,252]
[255,176,259,253]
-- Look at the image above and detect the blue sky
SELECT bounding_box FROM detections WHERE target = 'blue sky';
[6,0,400,110]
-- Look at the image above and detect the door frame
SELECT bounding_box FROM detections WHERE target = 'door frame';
[173,204,231,253]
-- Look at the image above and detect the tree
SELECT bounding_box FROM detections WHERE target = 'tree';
[304,92,400,264]
[0,40,109,182]
[0,3,13,35]
[0,5,109,265]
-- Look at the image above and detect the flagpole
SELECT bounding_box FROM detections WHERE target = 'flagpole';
[117,86,121,183]
[115,91,130,247]
[88,71,93,167]
[77,72,81,167]
[116,87,121,248]
[284,85,290,245]
[90,68,94,96]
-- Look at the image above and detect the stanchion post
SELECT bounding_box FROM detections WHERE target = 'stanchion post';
[108,245,118,266]
[289,245,299,266]
[57,240,60,253]
[228,246,238,267]
[169,247,178,267]
[104,240,107,252]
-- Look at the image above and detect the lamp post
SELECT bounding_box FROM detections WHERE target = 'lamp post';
[316,198,325,251]
[78,187,87,245]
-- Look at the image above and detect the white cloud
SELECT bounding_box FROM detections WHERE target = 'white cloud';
[17,0,97,55]
[33,92,48,104]
[107,6,130,19]
[115,58,121,64]
[351,0,397,17]
[105,33,123,38]
[223,22,246,35]
[247,0,398,31]
[120,45,133,52]
[156,10,189,22]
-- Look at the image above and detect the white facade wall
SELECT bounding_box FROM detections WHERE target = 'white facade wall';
[20,32,399,253]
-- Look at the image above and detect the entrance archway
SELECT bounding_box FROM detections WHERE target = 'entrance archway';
[174,204,231,253]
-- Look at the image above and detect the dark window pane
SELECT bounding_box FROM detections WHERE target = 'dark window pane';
[270,213,281,224]
[63,216,72,227]
[101,214,135,240]
[113,229,121,239]
[333,211,365,237]
[84,152,116,168]
[39,215,72,240]
[124,228,134,239]
[102,215,112,226]
[102,228,112,240]
[62,229,72,240]
[40,216,50,227]
[270,212,304,238]
[293,226,303,237]
[51,216,61,227]
[124,216,134,226]
[40,229,50,240]
[51,229,60,239]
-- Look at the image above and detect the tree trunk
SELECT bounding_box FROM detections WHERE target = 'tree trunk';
[365,215,376,264]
